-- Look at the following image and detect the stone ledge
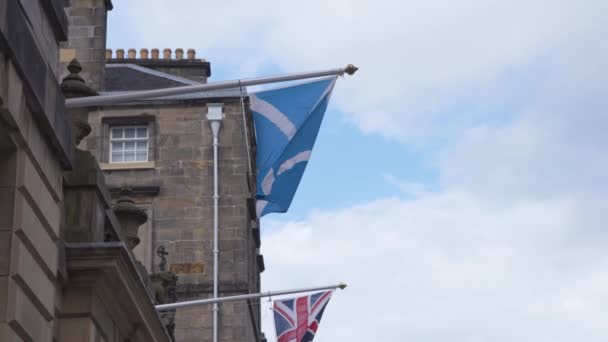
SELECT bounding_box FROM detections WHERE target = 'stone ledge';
[100,161,155,170]
[64,242,171,342]
[109,186,160,197]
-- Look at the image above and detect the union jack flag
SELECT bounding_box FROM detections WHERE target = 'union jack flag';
[273,291,333,342]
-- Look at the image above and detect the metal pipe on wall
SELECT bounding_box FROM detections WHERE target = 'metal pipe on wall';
[207,104,224,342]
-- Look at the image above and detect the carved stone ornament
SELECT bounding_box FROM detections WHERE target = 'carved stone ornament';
[60,59,98,145]
[113,188,148,250]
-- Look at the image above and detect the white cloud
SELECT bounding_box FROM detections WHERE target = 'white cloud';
[256,36,608,337]
[383,173,428,196]
[106,2,608,340]
[110,0,608,144]
[256,11,608,339]
[261,191,608,341]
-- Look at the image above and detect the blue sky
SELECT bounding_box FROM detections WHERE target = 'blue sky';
[108,1,608,341]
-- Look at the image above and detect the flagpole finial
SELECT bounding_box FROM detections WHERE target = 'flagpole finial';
[337,283,347,290]
[344,64,358,75]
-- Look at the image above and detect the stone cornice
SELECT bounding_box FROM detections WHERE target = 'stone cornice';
[109,185,161,197]
[64,242,170,342]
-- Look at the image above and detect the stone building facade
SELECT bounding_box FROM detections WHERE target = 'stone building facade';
[60,0,113,91]
[82,49,264,342]
[1,1,173,341]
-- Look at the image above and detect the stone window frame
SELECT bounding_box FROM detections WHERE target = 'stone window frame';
[100,115,156,170]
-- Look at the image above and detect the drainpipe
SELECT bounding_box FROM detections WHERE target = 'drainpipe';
[207,103,224,342]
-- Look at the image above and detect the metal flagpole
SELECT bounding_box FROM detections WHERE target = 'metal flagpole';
[65,65,358,108]
[156,283,347,311]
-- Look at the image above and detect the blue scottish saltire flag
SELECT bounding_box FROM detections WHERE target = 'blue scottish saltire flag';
[273,291,333,342]
[251,76,337,217]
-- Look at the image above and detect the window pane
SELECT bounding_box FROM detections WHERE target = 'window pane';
[124,141,136,150]
[124,151,136,162]
[136,151,147,162]
[111,141,123,152]
[111,152,123,162]
[124,128,136,138]
[111,128,123,139]
[136,141,148,151]
[136,127,147,138]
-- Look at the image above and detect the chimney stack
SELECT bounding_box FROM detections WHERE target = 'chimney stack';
[103,47,209,83]
[187,48,196,60]
[175,48,184,60]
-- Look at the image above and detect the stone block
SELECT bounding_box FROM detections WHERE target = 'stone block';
[13,192,58,274]
[62,287,94,314]
[11,237,55,319]
[59,48,76,62]
[170,263,205,275]
[25,115,46,164]
[6,281,52,342]
[91,48,106,62]
[93,26,106,36]
[59,317,94,342]
[0,232,12,275]
[74,47,92,61]
[6,61,24,125]
[17,152,60,238]
[71,0,97,9]
[0,276,7,317]
[0,188,15,230]
[0,323,24,342]
[68,8,94,17]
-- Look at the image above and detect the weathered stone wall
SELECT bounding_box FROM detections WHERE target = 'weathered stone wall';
[1,2,174,341]
[0,0,69,339]
[86,99,262,341]
[60,0,112,90]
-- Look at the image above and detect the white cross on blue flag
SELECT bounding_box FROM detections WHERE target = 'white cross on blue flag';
[251,76,337,217]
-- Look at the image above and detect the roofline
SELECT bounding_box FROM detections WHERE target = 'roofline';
[106,63,201,86]
[106,58,211,77]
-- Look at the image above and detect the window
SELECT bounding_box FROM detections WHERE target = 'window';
[99,115,156,170]
[110,126,149,163]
